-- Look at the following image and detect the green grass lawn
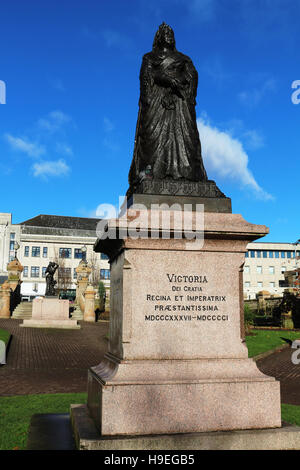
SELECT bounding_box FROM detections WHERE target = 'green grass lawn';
[0,393,87,450]
[281,404,300,427]
[246,329,300,358]
[1,330,300,450]
[0,329,11,346]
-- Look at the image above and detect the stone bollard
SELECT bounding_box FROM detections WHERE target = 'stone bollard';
[84,285,96,322]
[75,260,92,311]
[0,282,11,318]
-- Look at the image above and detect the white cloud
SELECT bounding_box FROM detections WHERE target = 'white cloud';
[4,133,46,157]
[103,117,114,133]
[238,78,277,107]
[32,159,70,178]
[37,110,71,133]
[56,142,73,156]
[197,116,273,200]
[102,29,132,50]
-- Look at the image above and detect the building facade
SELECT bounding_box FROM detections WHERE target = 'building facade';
[1,213,299,302]
[0,213,110,298]
[243,242,300,299]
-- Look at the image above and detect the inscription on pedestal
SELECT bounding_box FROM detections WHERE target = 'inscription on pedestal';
[144,273,229,323]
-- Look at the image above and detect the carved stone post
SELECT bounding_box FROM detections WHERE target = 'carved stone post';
[0,282,11,318]
[76,260,92,308]
[84,285,96,322]
[7,258,23,292]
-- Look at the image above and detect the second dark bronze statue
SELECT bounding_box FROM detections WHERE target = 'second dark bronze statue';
[128,22,208,195]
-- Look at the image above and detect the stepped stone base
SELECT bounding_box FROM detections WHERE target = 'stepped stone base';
[20,297,80,329]
[71,405,300,450]
[12,301,33,319]
[21,319,80,329]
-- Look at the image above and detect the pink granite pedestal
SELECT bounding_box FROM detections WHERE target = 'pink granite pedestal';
[21,297,80,329]
[84,209,281,436]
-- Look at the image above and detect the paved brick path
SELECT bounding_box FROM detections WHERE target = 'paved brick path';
[0,319,109,396]
[1,318,300,404]
[257,347,300,406]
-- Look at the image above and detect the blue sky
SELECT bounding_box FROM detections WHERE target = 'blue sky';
[0,0,300,242]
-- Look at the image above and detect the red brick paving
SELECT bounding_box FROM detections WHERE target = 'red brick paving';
[0,318,109,396]
[1,318,300,404]
[257,347,300,406]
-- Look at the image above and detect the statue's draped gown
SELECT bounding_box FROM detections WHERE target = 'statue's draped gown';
[129,48,208,188]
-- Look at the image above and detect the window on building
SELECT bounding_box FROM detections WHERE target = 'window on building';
[9,241,15,250]
[59,248,72,258]
[281,266,286,273]
[269,266,275,274]
[101,253,109,260]
[270,282,275,288]
[256,251,262,258]
[244,266,250,273]
[281,251,286,259]
[269,251,274,258]
[10,232,15,240]
[257,266,262,274]
[59,267,71,276]
[24,246,29,257]
[257,282,263,288]
[43,247,48,258]
[245,282,250,288]
[287,252,292,259]
[31,266,40,278]
[279,280,289,287]
[245,252,249,258]
[275,251,280,258]
[42,267,47,278]
[9,255,14,262]
[73,268,77,279]
[263,251,268,258]
[32,246,40,257]
[74,249,83,259]
[100,269,110,280]
[250,251,255,258]
[292,251,296,258]
[23,266,28,277]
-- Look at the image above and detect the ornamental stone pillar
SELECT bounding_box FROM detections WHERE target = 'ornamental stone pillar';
[84,285,96,322]
[75,260,92,307]
[0,281,11,318]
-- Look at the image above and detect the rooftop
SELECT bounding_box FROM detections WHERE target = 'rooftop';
[19,214,101,231]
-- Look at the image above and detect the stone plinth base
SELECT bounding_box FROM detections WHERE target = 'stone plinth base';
[89,209,281,438]
[87,357,281,436]
[71,405,300,450]
[21,319,80,329]
[124,193,232,214]
[20,297,80,329]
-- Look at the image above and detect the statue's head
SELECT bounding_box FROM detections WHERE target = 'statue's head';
[153,22,176,51]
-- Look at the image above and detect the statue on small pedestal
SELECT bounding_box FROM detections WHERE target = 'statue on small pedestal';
[45,262,58,297]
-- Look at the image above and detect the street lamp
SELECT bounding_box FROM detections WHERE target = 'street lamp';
[292,239,300,268]
[81,245,87,263]
[14,241,20,260]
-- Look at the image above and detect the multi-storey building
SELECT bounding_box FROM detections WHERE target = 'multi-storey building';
[1,213,298,302]
[0,213,110,298]
[243,242,300,299]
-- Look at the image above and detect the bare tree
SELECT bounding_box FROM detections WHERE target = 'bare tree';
[53,248,73,295]
[88,251,100,288]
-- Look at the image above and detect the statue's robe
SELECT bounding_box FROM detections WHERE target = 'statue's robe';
[129,49,208,188]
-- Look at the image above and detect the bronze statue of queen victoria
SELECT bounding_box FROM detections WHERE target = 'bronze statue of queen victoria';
[128,23,208,194]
